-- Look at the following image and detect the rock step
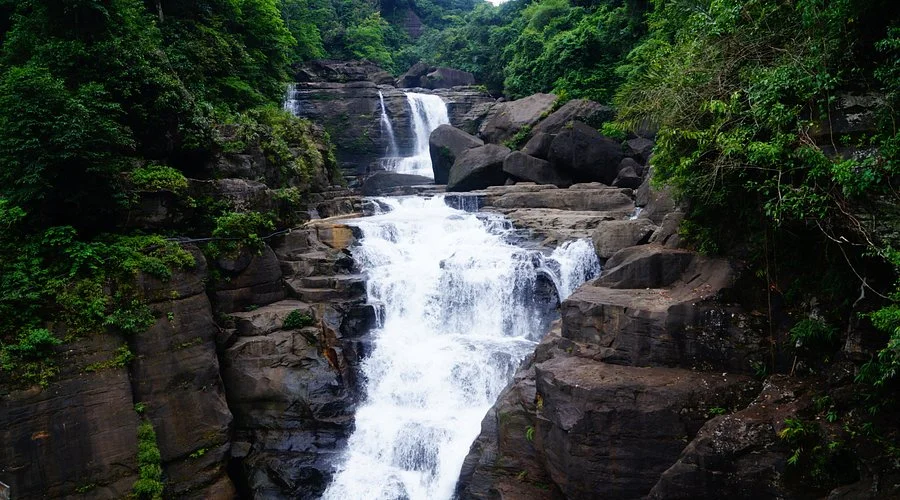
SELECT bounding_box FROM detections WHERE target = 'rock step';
[286,280,365,303]
[227,299,314,337]
[279,252,347,279]
[300,274,365,289]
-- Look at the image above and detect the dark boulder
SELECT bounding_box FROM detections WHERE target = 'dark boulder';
[625,137,654,164]
[396,62,432,88]
[447,144,512,192]
[502,151,572,187]
[531,98,614,136]
[479,93,557,144]
[361,171,433,196]
[591,218,658,259]
[422,67,476,89]
[429,124,484,183]
[521,132,555,160]
[547,121,623,184]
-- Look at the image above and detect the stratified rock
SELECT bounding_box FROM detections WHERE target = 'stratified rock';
[422,67,476,89]
[625,137,654,164]
[429,124,484,183]
[190,178,275,213]
[490,186,633,212]
[360,171,433,196]
[214,245,286,313]
[447,144,512,191]
[296,59,394,84]
[531,99,613,136]
[591,218,658,259]
[0,333,140,499]
[533,354,758,499]
[503,151,573,187]
[479,93,557,144]
[521,132,555,159]
[548,121,623,184]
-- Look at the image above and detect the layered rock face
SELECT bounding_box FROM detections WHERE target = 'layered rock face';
[287,60,494,178]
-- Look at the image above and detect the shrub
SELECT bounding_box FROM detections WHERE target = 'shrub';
[130,164,189,193]
[283,310,315,329]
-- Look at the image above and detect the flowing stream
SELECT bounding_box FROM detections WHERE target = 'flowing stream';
[323,196,599,500]
[383,93,449,178]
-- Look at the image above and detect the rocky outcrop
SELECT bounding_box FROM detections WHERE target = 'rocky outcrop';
[591,218,657,259]
[479,93,557,144]
[429,124,484,183]
[503,151,572,187]
[214,245,286,314]
[447,144,512,192]
[134,247,236,497]
[530,99,613,137]
[288,61,494,178]
[397,64,475,89]
[295,60,394,85]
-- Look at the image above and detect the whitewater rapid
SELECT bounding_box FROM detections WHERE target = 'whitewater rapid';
[322,196,599,500]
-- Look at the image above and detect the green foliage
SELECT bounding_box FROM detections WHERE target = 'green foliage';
[790,318,839,353]
[130,164,189,193]
[0,328,62,387]
[84,345,135,372]
[206,211,275,258]
[858,298,900,388]
[283,310,315,329]
[345,13,394,70]
[525,425,535,442]
[779,418,856,487]
[503,125,532,150]
[134,419,164,499]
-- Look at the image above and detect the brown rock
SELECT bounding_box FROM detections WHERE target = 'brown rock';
[479,94,557,144]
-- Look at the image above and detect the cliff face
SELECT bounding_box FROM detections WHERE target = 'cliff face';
[287,60,496,178]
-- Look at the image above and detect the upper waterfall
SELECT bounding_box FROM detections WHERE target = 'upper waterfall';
[322,196,600,500]
[378,91,399,158]
[384,93,450,178]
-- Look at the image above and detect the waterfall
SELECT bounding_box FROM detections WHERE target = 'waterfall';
[379,91,400,158]
[386,93,450,178]
[323,196,600,500]
[283,83,300,115]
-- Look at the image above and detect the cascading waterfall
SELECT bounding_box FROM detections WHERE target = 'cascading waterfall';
[385,93,450,178]
[283,83,300,115]
[379,91,400,158]
[323,196,600,500]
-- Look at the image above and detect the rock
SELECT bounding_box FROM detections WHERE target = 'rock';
[612,163,642,189]
[502,151,573,187]
[429,124,484,183]
[648,211,685,248]
[490,186,633,212]
[297,59,394,84]
[0,333,140,499]
[214,245,286,313]
[479,93,557,144]
[561,245,767,371]
[361,171,433,196]
[422,67,476,89]
[496,208,623,242]
[190,178,275,213]
[229,300,315,337]
[625,137,654,164]
[533,354,758,499]
[591,219,658,259]
[648,376,860,499]
[447,144,512,192]
[396,62,432,88]
[547,122,623,184]
[531,99,614,136]
[521,132,555,160]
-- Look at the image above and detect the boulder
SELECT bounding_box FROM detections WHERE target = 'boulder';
[521,132,555,159]
[548,122,623,184]
[612,163,642,189]
[396,62,432,88]
[561,245,767,371]
[479,93,557,144]
[422,67,476,89]
[360,171,434,196]
[531,99,614,136]
[447,144,512,192]
[429,124,484,183]
[502,151,572,187]
[591,218,658,259]
[214,245,286,313]
[625,137,654,164]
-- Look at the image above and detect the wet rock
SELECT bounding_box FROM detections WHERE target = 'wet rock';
[503,151,573,187]
[429,124,484,183]
[361,171,434,196]
[547,122,623,184]
[479,94,557,144]
[591,218,658,259]
[447,144,512,192]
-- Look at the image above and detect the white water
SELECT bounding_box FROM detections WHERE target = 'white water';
[323,196,599,500]
[283,83,300,115]
[385,93,450,178]
[379,91,400,158]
